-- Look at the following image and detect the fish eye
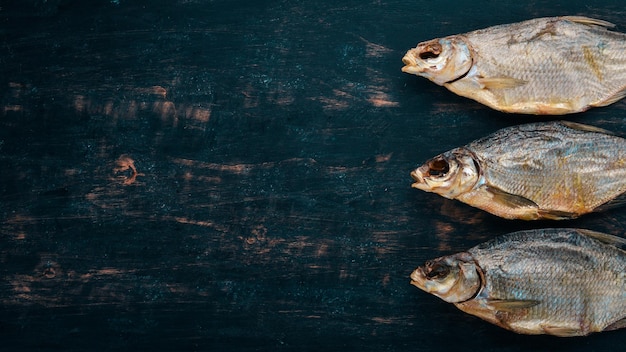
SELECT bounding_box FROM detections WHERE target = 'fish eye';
[427,158,450,177]
[419,42,442,61]
[426,262,450,279]
[419,51,440,60]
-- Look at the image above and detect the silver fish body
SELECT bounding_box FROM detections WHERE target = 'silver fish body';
[402,16,626,114]
[411,121,626,220]
[410,228,626,336]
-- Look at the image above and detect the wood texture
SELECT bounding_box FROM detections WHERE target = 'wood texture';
[1,1,625,350]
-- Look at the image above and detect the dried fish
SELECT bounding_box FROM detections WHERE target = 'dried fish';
[410,228,626,336]
[402,16,626,114]
[411,121,626,220]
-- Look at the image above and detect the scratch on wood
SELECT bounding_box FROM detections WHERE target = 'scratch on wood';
[113,154,144,185]
[357,35,393,58]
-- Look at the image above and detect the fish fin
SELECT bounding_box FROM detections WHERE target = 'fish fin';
[604,318,626,331]
[487,186,581,220]
[559,120,615,135]
[541,325,582,337]
[562,16,616,29]
[485,186,538,208]
[593,87,626,107]
[576,229,626,250]
[477,77,527,90]
[536,209,579,220]
[487,299,540,312]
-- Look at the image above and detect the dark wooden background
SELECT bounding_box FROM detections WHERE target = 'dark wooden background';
[1,1,625,350]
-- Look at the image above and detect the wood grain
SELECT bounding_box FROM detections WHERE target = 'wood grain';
[1,1,625,350]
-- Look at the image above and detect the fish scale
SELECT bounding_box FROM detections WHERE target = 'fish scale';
[472,123,626,212]
[464,229,626,335]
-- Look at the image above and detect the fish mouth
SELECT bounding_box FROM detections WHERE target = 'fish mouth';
[401,53,424,75]
[410,169,425,188]
[409,267,426,288]
[402,65,423,75]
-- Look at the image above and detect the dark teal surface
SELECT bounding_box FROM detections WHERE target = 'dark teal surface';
[1,1,625,350]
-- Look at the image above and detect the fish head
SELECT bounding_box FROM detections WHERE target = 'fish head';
[411,148,479,199]
[410,252,481,303]
[402,36,472,85]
